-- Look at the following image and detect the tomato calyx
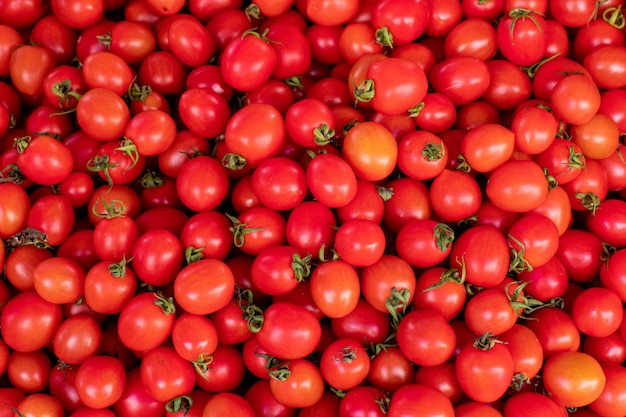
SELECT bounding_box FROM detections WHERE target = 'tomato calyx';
[510,371,533,392]
[600,242,617,269]
[367,334,398,360]
[192,352,215,378]
[332,345,359,363]
[128,81,152,103]
[92,198,125,219]
[575,192,601,215]
[342,118,360,136]
[408,102,426,118]
[226,213,266,248]
[115,138,141,168]
[521,53,561,78]
[375,26,394,49]
[422,141,445,162]
[184,246,205,264]
[386,287,412,328]
[603,5,626,29]
[244,3,261,20]
[508,235,533,273]
[221,153,248,170]
[237,287,264,333]
[13,135,32,154]
[353,79,375,104]
[377,185,394,201]
[285,76,304,92]
[433,223,455,251]
[291,253,313,282]
[506,280,562,317]
[0,163,25,184]
[140,170,163,189]
[153,291,176,315]
[51,79,83,109]
[507,8,545,40]
[268,362,291,381]
[455,155,472,173]
[4,227,50,252]
[87,154,118,186]
[108,256,131,278]
[543,168,559,190]
[423,258,467,292]
[473,331,503,350]
[313,123,336,146]
[165,395,194,414]
[318,243,340,262]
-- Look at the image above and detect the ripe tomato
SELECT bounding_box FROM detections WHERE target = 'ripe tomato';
[334,219,386,267]
[589,363,626,416]
[7,350,51,393]
[229,206,287,256]
[449,224,510,288]
[397,309,456,367]
[10,45,56,97]
[525,306,581,358]
[269,359,325,409]
[251,157,308,211]
[397,130,448,180]
[456,336,515,403]
[194,343,246,393]
[503,392,567,417]
[76,87,131,142]
[131,228,183,287]
[256,302,321,360]
[320,338,370,390]
[429,55,490,106]
[141,345,196,403]
[176,155,230,212]
[111,368,166,417]
[32,256,85,304]
[508,213,560,271]
[361,254,416,315]
[309,259,360,319]
[15,135,73,186]
[430,169,481,222]
[496,9,547,66]
[499,324,544,382]
[550,73,601,126]
[117,291,177,352]
[387,384,455,417]
[543,352,606,408]
[174,258,234,314]
[572,287,623,338]
[53,315,102,365]
[306,152,358,208]
[0,182,30,239]
[486,159,549,213]
[171,313,218,363]
[220,31,277,91]
[286,201,337,259]
[202,393,254,417]
[14,394,64,417]
[76,355,127,409]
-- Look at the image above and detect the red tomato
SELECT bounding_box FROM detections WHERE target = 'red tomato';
[269,359,325,409]
[543,352,606,408]
[320,338,370,390]
[140,345,196,403]
[0,182,30,239]
[342,121,398,181]
[202,393,254,417]
[496,9,547,66]
[286,201,337,259]
[461,123,515,173]
[10,45,56,97]
[486,159,549,213]
[429,55,490,106]
[387,384,455,417]
[550,73,601,126]
[32,256,85,304]
[219,31,277,91]
[7,350,51,393]
[306,152,358,208]
[572,287,623,338]
[397,309,456,367]
[430,169,482,222]
[76,355,127,409]
[525,306,581,358]
[334,219,386,267]
[503,392,566,417]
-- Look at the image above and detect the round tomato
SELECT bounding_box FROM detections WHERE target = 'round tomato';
[320,338,370,391]
[397,309,456,367]
[140,345,196,403]
[174,258,234,314]
[76,355,127,409]
[543,352,606,408]
[486,159,549,213]
[269,359,325,409]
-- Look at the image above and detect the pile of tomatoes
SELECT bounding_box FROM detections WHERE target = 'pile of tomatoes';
[2,0,626,415]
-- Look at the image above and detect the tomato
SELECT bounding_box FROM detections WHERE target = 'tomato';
[195,343,246,392]
[550,73,601,126]
[138,51,188,96]
[543,352,606,408]
[251,157,308,211]
[10,45,56,98]
[456,336,515,403]
[131,228,183,286]
[7,350,51,393]
[269,359,325,409]
[499,324,544,384]
[76,87,131,142]
[583,330,626,366]
[572,287,623,338]
[219,31,276,91]
[444,17,497,60]
[286,201,337,259]
[339,385,387,417]
[503,392,566,417]
[228,206,287,256]
[464,287,520,336]
[75,355,127,409]
[430,169,481,222]
[430,55,490,106]
[14,394,64,417]
[387,384,455,417]
[111,368,165,417]
[571,113,620,160]
[320,338,370,390]
[0,182,30,239]
[525,306,581,358]
[334,219,386,267]
[588,363,626,416]
[497,9,547,66]
[178,87,230,139]
[141,345,196,403]
[245,379,297,417]
[256,301,321,360]
[202,393,254,417]
[449,224,510,288]
[456,401,504,417]
[53,315,102,365]
[171,313,218,365]
[32,256,85,304]
[173,258,234,315]
[486,159,549,213]
[562,158,609,213]
[368,346,415,394]
[397,309,456,367]
[461,123,515,173]
[117,291,177,352]
[15,135,73,186]
[330,298,391,346]
[223,103,285,169]
[306,152,358,208]
[265,22,311,79]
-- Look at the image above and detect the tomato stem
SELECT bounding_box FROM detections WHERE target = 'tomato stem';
[184,246,205,264]
[408,102,425,118]
[313,123,336,146]
[575,192,601,215]
[108,256,131,278]
[377,185,394,201]
[285,76,304,91]
[374,26,394,48]
[353,79,375,104]
[604,5,626,28]
[385,287,411,328]
[13,135,32,154]
[153,292,176,315]
[51,79,82,109]
[268,363,291,381]
[421,141,445,162]
[318,243,340,262]
[3,227,50,251]
[508,235,533,273]
[0,163,25,184]
[601,242,617,269]
[192,353,214,379]
[165,395,193,414]
[433,223,455,251]
[140,170,163,189]
[226,213,266,248]
[291,253,312,282]
[221,153,248,170]
[91,197,125,219]
[423,258,467,292]
[521,53,561,78]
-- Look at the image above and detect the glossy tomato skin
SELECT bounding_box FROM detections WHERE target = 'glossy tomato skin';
[397,309,456,367]
[173,258,234,315]
[486,159,549,213]
[387,383,455,417]
[75,355,127,409]
[543,352,606,408]
[140,345,196,403]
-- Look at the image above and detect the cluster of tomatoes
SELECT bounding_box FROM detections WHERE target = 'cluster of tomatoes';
[2,0,626,415]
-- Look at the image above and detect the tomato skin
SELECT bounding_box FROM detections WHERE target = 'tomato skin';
[320,338,370,391]
[1,290,63,353]
[543,352,606,408]
[589,363,626,416]
[310,260,360,319]
[586,199,626,248]
[132,229,183,287]
[456,339,515,403]
[397,309,456,367]
[449,224,510,288]
[286,201,337,259]
[76,355,127,409]
[430,55,490,106]
[583,44,626,90]
[251,157,308,211]
[176,155,230,212]
[256,302,321,360]
[334,219,386,267]
[33,256,85,305]
[525,306,581,358]
[220,33,276,92]
[117,291,177,352]
[0,182,30,239]
[486,160,549,213]
[140,345,196,403]
[461,123,515,173]
[496,10,547,66]
[550,73,601,126]
[430,169,481,222]
[178,88,230,139]
[342,121,398,182]
[269,359,325,409]
[76,87,131,142]
[195,342,246,392]
[387,383,455,417]
[53,315,102,365]
[601,248,626,302]
[174,258,235,315]
[202,393,254,417]
[10,45,56,97]
[503,392,567,417]
[111,368,165,417]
